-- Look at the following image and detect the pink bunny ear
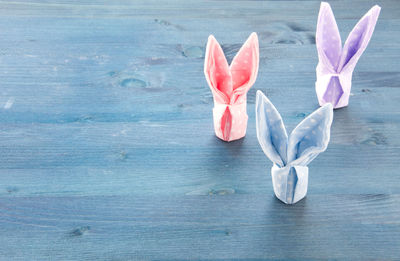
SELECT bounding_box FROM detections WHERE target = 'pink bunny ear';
[230,32,259,104]
[204,35,231,104]
[338,5,381,71]
[316,2,342,70]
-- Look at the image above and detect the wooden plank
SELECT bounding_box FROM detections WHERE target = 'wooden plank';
[0,195,399,260]
[0,0,398,19]
[0,0,399,259]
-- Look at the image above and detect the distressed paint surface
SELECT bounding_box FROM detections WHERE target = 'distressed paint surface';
[0,0,399,260]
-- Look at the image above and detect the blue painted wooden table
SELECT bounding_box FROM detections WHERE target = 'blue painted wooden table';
[0,0,399,260]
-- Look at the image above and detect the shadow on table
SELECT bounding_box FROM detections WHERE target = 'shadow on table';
[203,135,246,173]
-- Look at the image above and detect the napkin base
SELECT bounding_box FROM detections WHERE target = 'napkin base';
[271,164,308,204]
[315,66,352,109]
[212,102,248,142]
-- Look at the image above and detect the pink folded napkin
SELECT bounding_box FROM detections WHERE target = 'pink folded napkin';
[204,33,259,141]
[316,2,381,109]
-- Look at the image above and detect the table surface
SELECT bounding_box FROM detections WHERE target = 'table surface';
[0,0,399,260]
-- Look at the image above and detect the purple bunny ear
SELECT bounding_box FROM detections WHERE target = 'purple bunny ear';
[316,2,342,70]
[338,5,381,71]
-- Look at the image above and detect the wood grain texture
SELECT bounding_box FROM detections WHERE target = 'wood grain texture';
[0,0,399,260]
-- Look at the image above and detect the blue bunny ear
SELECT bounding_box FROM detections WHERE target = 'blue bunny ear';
[255,90,288,167]
[287,103,333,166]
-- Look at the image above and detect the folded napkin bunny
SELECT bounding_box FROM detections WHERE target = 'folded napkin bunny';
[256,91,333,204]
[316,2,381,109]
[204,33,259,142]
